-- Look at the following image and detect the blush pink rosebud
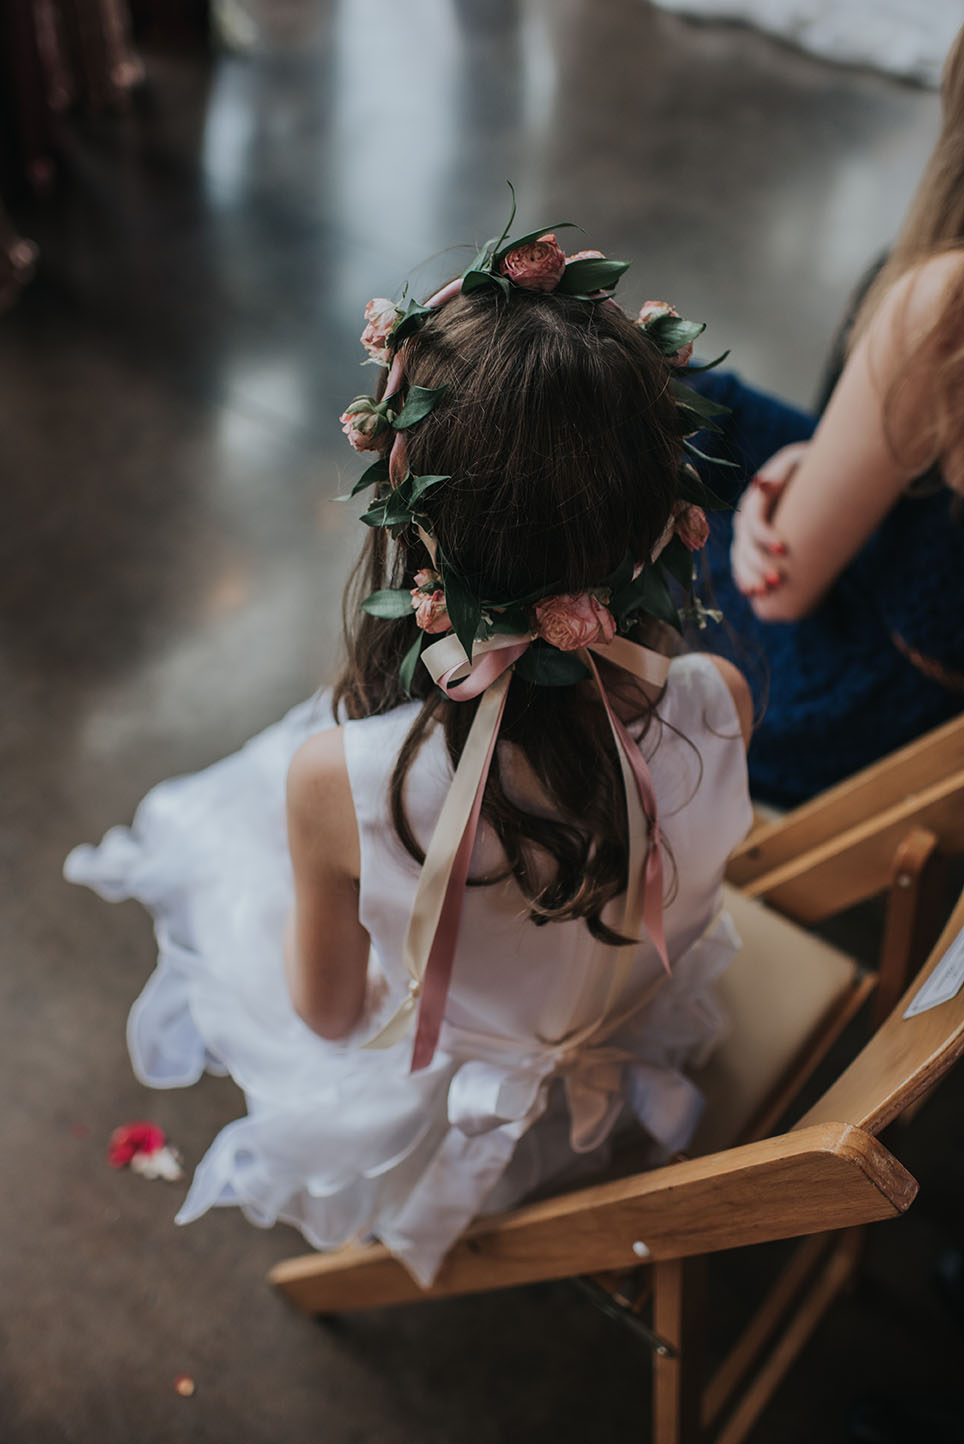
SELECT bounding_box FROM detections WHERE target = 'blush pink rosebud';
[675,503,710,552]
[411,574,450,634]
[340,396,393,453]
[636,300,695,368]
[499,233,567,292]
[534,592,617,652]
[360,297,400,365]
[637,300,676,327]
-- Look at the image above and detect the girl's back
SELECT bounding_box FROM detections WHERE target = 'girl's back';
[69,653,748,1286]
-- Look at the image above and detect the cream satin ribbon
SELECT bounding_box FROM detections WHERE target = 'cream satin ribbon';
[363,629,674,1071]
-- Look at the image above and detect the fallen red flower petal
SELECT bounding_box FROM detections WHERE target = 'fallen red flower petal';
[107,1121,167,1169]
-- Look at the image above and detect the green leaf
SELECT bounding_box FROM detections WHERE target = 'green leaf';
[408,472,449,507]
[360,588,414,619]
[491,182,518,255]
[611,573,645,619]
[555,258,630,295]
[643,315,706,355]
[683,437,739,469]
[631,566,682,632]
[399,631,423,695]
[612,560,682,621]
[669,377,730,421]
[678,463,730,512]
[392,385,449,430]
[461,268,510,298]
[682,349,730,374]
[602,551,635,595]
[382,486,418,528]
[677,405,723,437]
[347,457,390,497]
[493,222,578,262]
[442,566,483,662]
[486,606,531,635]
[467,234,499,274]
[390,299,433,347]
[660,535,696,590]
[360,496,390,528]
[514,642,588,687]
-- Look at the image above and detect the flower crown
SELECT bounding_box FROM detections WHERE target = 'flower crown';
[339,198,732,694]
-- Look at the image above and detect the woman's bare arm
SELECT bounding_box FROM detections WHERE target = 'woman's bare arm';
[285,727,370,1039]
[736,252,964,622]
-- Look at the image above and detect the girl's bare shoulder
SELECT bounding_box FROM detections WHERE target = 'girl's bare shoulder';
[700,655,753,750]
[286,728,359,871]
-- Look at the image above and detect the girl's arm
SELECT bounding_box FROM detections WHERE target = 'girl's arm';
[733,252,964,622]
[285,727,371,1039]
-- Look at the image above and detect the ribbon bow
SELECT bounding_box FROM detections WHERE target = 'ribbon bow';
[363,630,672,1071]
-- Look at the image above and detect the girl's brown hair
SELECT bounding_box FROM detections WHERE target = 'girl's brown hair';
[332,287,684,943]
[849,24,964,484]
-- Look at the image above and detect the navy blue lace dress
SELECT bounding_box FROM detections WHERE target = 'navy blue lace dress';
[689,369,964,807]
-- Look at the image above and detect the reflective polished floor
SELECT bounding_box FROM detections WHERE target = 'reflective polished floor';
[3,4,964,1441]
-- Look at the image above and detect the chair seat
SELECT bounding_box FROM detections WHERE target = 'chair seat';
[688,887,867,1156]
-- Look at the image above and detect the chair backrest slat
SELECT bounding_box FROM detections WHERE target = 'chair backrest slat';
[796,886,964,1135]
[733,768,964,923]
[728,712,964,900]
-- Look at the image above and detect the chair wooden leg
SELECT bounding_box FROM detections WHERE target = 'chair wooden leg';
[709,1229,863,1444]
[652,1256,706,1444]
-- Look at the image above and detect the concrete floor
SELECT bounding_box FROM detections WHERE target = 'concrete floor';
[3,2,964,1440]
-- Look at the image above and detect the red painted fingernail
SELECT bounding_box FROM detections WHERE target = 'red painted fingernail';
[770,542,787,556]
[765,570,780,588]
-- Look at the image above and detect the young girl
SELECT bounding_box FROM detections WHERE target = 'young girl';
[687,22,964,808]
[65,218,752,1288]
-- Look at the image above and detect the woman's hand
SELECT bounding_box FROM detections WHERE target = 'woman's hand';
[730,442,809,597]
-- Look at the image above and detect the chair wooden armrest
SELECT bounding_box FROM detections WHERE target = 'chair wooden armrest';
[268,1122,915,1314]
[797,883,964,1136]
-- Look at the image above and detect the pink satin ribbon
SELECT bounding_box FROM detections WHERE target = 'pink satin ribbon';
[408,632,670,1073]
[582,651,669,975]
[435,638,531,698]
[410,679,510,1069]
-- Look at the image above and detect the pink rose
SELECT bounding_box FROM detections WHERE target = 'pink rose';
[674,503,710,552]
[636,300,694,367]
[565,249,605,263]
[340,396,393,453]
[499,233,567,292]
[534,592,617,651]
[360,297,400,365]
[411,573,450,633]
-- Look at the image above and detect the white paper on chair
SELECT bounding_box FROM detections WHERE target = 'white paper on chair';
[903,927,964,1018]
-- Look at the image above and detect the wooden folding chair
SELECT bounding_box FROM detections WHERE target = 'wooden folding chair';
[269,714,964,1444]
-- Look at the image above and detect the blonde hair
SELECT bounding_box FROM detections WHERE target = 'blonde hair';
[849,25,964,484]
